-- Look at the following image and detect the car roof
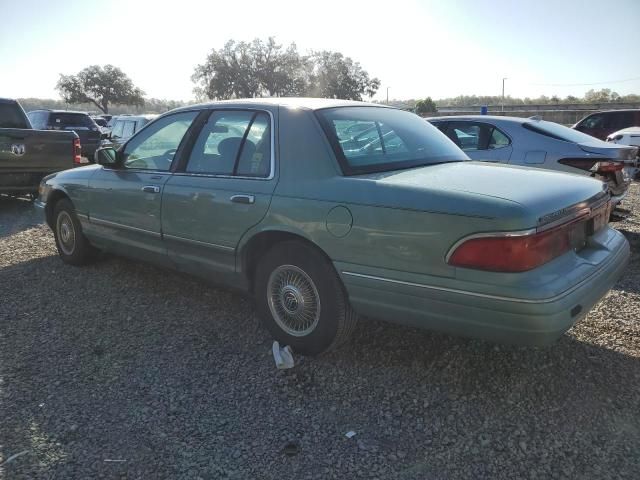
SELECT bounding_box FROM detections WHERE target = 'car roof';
[583,109,640,114]
[425,115,532,125]
[31,109,92,115]
[114,114,158,121]
[173,97,392,113]
[610,126,640,135]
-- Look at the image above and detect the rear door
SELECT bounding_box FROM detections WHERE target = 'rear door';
[161,108,276,277]
[87,111,199,265]
[446,121,512,163]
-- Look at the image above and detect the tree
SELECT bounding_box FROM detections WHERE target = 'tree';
[56,65,144,114]
[306,51,380,100]
[584,88,620,103]
[192,38,380,101]
[414,97,437,115]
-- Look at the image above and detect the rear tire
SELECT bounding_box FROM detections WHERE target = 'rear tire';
[254,241,358,355]
[53,198,98,265]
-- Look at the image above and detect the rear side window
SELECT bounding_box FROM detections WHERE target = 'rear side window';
[111,120,125,139]
[609,111,635,129]
[186,110,272,177]
[317,107,466,174]
[50,113,94,129]
[0,103,29,129]
[444,121,510,151]
[122,121,136,138]
[524,120,600,144]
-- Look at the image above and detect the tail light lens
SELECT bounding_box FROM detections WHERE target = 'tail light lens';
[558,158,623,174]
[73,138,86,165]
[447,217,591,273]
[596,161,623,173]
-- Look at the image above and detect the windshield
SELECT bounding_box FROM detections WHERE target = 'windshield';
[316,107,467,174]
[523,120,602,144]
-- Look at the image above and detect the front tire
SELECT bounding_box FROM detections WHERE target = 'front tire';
[53,198,97,265]
[254,241,358,355]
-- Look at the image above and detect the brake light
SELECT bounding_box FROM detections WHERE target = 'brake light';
[447,219,588,273]
[596,161,623,173]
[73,138,85,165]
[558,158,623,174]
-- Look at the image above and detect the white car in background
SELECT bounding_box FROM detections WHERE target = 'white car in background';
[607,127,640,180]
[427,115,639,205]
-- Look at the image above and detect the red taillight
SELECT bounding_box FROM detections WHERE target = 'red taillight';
[596,161,623,173]
[558,158,624,174]
[447,219,588,273]
[73,138,84,165]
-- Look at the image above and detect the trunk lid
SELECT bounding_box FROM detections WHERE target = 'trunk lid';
[360,161,608,229]
[578,141,638,161]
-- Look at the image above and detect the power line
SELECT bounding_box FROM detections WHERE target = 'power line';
[530,76,640,87]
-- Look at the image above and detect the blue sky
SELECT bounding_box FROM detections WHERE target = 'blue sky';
[1,0,639,101]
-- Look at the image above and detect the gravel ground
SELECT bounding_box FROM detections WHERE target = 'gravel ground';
[1,187,639,480]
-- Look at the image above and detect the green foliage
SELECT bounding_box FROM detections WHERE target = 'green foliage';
[414,97,437,115]
[56,65,145,114]
[192,37,380,101]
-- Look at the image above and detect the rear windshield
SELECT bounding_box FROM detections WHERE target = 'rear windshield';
[523,120,600,144]
[0,102,29,129]
[50,113,95,128]
[316,107,467,174]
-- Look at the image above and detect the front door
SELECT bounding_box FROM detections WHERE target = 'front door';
[87,111,199,264]
[161,109,277,280]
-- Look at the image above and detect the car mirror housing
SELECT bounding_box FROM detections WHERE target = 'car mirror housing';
[94,147,118,166]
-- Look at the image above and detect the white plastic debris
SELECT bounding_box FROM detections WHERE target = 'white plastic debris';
[272,341,295,369]
[1,450,29,465]
[345,431,357,439]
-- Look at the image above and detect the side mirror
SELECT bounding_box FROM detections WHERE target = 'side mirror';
[94,147,118,166]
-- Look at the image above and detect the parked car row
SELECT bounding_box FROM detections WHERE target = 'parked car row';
[36,98,631,354]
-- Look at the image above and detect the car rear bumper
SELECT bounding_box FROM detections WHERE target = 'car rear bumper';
[336,230,630,345]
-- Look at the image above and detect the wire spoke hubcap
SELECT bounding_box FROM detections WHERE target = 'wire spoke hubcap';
[56,211,76,255]
[267,265,321,337]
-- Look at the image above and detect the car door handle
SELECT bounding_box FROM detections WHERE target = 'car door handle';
[141,185,160,193]
[230,194,255,204]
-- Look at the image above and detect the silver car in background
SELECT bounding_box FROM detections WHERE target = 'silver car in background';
[427,115,638,205]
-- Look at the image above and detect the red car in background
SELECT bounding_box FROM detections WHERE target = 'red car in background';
[573,109,640,140]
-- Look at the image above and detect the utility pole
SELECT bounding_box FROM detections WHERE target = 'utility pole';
[501,77,507,112]
[386,87,390,105]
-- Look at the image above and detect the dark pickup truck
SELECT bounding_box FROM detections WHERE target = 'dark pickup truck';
[0,98,80,196]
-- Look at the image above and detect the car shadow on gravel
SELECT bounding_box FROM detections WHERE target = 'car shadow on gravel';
[2,252,639,478]
[0,196,43,239]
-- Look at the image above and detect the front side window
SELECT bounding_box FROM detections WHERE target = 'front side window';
[122,111,198,171]
[186,110,272,177]
[582,114,604,129]
[317,107,466,174]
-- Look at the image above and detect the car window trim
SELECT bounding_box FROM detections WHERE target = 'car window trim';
[174,107,276,181]
[233,112,258,176]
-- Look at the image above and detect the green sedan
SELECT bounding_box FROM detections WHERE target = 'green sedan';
[37,99,630,355]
